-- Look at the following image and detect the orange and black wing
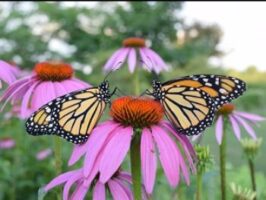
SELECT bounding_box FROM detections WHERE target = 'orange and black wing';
[162,74,246,108]
[161,86,215,135]
[25,87,106,144]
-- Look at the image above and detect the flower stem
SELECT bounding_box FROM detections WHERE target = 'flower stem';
[219,122,227,200]
[133,68,140,95]
[248,159,257,199]
[53,137,62,200]
[130,129,142,200]
[196,172,203,200]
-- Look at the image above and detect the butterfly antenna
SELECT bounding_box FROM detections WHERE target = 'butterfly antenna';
[112,87,127,97]
[103,61,123,82]
[140,89,152,97]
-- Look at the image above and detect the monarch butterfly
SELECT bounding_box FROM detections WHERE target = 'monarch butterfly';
[25,81,116,144]
[145,74,246,135]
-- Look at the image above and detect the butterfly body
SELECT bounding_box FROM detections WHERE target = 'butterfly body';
[148,75,246,136]
[26,81,113,144]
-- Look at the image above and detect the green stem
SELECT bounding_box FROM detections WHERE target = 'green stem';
[248,159,257,199]
[133,69,140,95]
[219,121,227,200]
[196,172,202,200]
[130,129,142,200]
[53,137,62,200]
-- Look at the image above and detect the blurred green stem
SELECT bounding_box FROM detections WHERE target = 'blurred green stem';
[133,68,140,95]
[248,159,257,200]
[219,122,227,200]
[53,137,62,200]
[196,172,202,200]
[130,130,142,200]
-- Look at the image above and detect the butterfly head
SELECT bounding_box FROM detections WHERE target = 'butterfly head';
[151,80,165,100]
[99,81,111,103]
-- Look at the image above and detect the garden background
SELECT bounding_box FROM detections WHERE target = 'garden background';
[0,2,265,200]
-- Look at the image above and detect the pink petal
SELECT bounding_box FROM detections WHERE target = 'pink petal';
[177,148,190,185]
[68,121,116,166]
[93,181,106,200]
[234,115,257,139]
[215,116,224,145]
[114,178,133,200]
[36,148,52,160]
[234,111,265,122]
[70,183,88,200]
[112,48,130,70]
[0,60,17,84]
[139,48,152,71]
[44,169,81,192]
[83,121,120,177]
[127,48,137,73]
[229,115,241,140]
[143,48,168,72]
[20,81,39,118]
[63,170,83,200]
[108,179,131,200]
[160,121,196,173]
[99,126,133,183]
[141,128,157,194]
[104,48,125,71]
[61,79,89,92]
[151,126,180,187]
[31,81,57,111]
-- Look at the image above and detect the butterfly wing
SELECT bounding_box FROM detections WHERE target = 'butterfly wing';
[25,87,106,144]
[162,74,246,108]
[160,86,215,135]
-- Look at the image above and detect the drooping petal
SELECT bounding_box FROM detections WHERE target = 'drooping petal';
[229,115,241,140]
[61,79,89,92]
[99,126,133,183]
[0,60,18,84]
[20,81,39,118]
[113,178,133,200]
[142,48,168,74]
[63,170,83,200]
[141,128,157,194]
[234,111,265,122]
[215,116,224,145]
[151,126,180,187]
[93,181,106,200]
[127,48,137,73]
[108,179,131,200]
[234,115,257,139]
[112,48,130,70]
[177,148,190,185]
[44,169,81,192]
[104,48,125,71]
[160,121,196,173]
[139,48,152,72]
[83,121,120,177]
[70,183,88,200]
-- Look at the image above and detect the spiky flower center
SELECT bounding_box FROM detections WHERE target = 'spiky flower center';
[217,103,235,115]
[110,96,164,128]
[123,37,146,47]
[34,61,73,82]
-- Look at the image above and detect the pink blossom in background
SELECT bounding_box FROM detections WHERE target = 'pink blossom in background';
[0,61,90,118]
[104,37,168,74]
[0,137,15,149]
[68,97,196,195]
[36,148,52,160]
[214,104,264,145]
[0,60,20,88]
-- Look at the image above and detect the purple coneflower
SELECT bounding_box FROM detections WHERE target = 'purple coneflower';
[69,96,196,195]
[36,148,52,160]
[0,137,15,149]
[44,168,139,200]
[1,61,89,118]
[215,104,265,145]
[0,60,19,88]
[104,37,168,74]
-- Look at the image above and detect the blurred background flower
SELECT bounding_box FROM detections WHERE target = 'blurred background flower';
[1,61,90,118]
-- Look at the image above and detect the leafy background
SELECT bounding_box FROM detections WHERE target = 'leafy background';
[0,2,265,200]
